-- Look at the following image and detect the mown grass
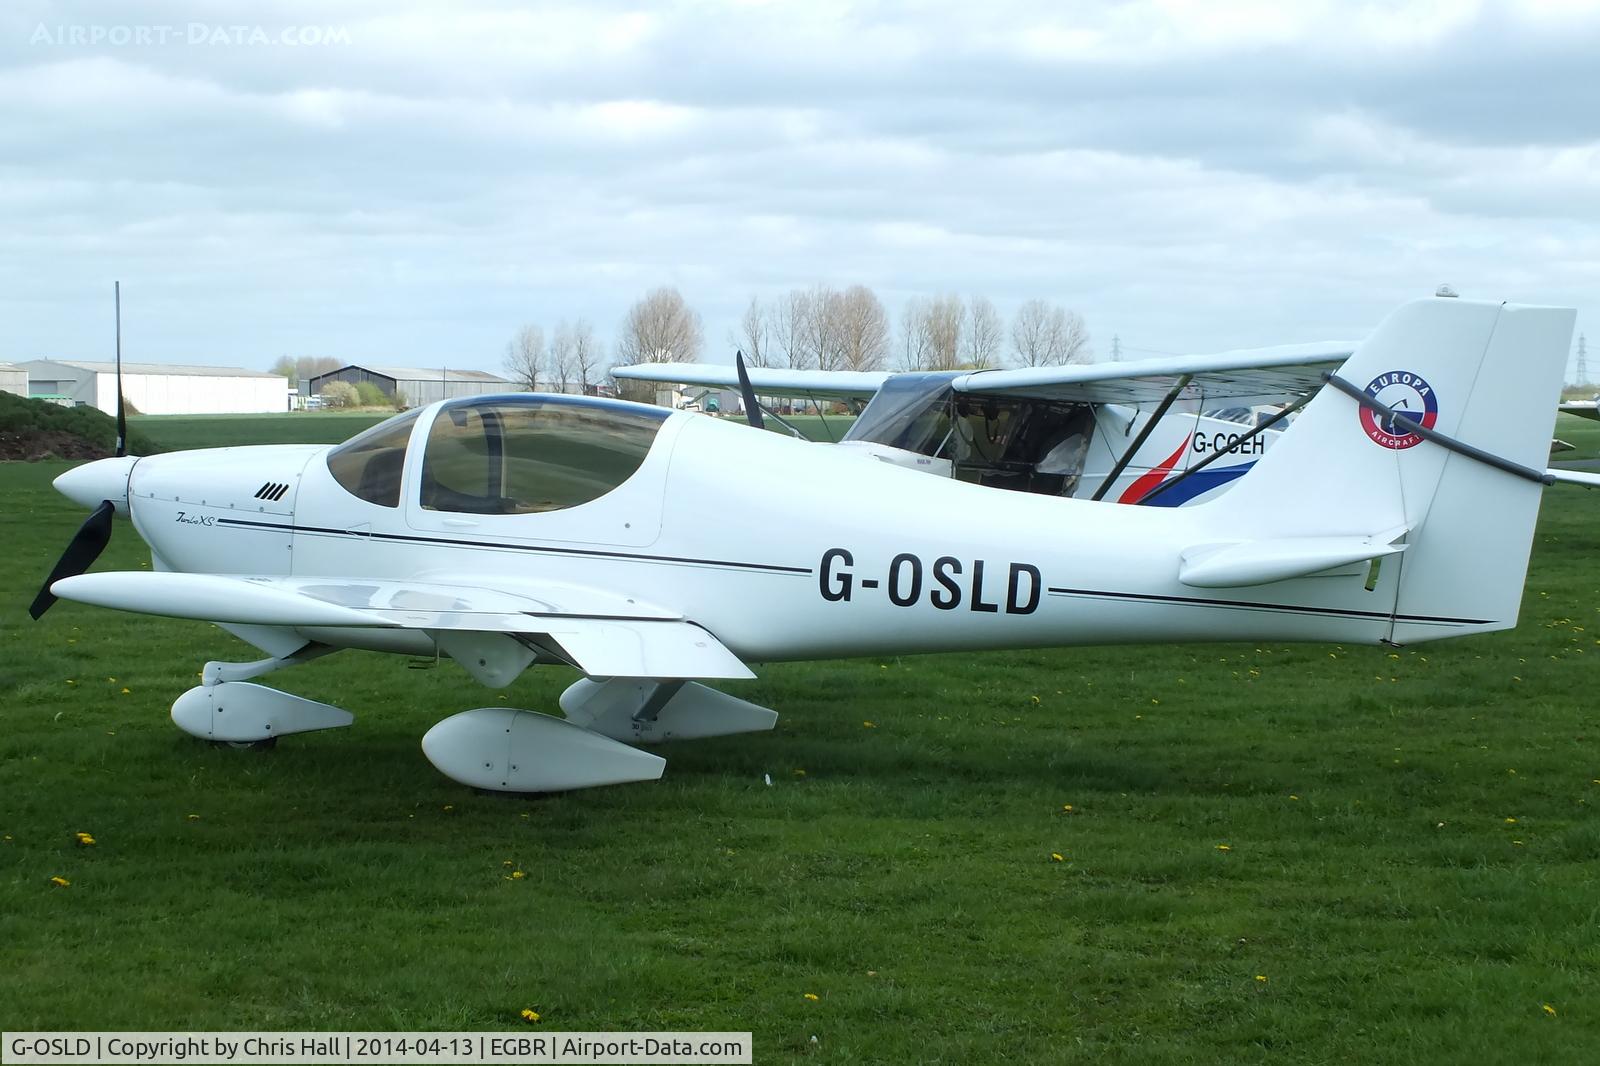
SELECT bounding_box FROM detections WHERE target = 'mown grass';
[131,411,392,451]
[1,419,1598,1062]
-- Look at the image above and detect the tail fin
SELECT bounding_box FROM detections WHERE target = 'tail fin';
[1217,296,1575,640]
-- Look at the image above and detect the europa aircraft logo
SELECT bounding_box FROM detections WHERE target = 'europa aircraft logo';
[1360,370,1438,450]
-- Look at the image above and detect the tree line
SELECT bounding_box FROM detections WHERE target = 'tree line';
[505,285,1091,393]
[271,286,1091,397]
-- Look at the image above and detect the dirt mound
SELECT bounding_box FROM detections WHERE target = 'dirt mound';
[0,392,156,460]
[0,428,113,461]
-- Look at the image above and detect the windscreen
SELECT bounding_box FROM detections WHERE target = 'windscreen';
[325,409,422,507]
[841,373,960,453]
[420,397,667,514]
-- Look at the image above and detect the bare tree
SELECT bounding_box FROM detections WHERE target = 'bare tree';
[964,296,1003,369]
[503,323,545,391]
[1010,299,1092,367]
[773,289,814,369]
[899,297,934,371]
[614,286,704,366]
[570,318,602,394]
[547,322,578,393]
[836,285,890,371]
[802,285,849,372]
[924,294,966,370]
[730,296,771,368]
[1058,309,1091,365]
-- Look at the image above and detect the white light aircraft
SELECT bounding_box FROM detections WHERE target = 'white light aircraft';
[614,342,1360,506]
[31,296,1600,793]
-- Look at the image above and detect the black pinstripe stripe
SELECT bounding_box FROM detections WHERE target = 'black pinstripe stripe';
[215,517,814,575]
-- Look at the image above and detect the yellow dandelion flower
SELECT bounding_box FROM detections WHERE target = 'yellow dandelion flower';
[502,860,513,867]
[520,1008,541,1023]
[1289,795,1299,801]
[511,870,526,880]
[804,993,819,1002]
[1062,804,1074,812]
[1215,844,1232,852]
[1050,853,1064,863]
[74,832,96,846]
[186,813,200,821]
[1255,975,1268,983]
[1543,1004,1557,1017]
[1030,695,1041,704]
[862,721,875,729]
[1505,817,1517,824]
[50,876,70,887]
[120,688,130,695]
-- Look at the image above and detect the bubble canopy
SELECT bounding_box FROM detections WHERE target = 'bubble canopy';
[327,395,668,512]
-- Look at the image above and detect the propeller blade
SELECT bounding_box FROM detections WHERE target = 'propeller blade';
[29,499,116,620]
[735,350,765,430]
[114,281,126,457]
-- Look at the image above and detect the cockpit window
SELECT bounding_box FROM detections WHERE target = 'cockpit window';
[326,409,421,507]
[421,397,666,514]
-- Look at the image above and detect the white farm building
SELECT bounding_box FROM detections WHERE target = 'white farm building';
[0,363,27,398]
[20,359,288,415]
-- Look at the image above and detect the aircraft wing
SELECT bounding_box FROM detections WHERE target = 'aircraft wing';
[951,342,1357,407]
[1559,401,1600,422]
[612,362,891,401]
[50,572,753,680]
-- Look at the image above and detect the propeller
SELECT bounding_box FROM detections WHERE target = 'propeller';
[30,282,128,620]
[29,501,115,619]
[735,349,765,431]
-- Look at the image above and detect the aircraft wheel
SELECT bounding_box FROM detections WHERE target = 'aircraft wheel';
[213,737,278,751]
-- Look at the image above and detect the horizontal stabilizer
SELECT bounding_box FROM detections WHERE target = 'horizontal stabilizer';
[1547,468,1600,489]
[1179,533,1405,588]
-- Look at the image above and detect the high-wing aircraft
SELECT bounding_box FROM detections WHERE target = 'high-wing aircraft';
[613,343,1358,506]
[30,296,1600,793]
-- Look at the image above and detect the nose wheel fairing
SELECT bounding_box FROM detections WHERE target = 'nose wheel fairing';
[171,682,354,743]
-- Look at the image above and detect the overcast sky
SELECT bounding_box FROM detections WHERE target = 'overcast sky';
[3,0,1598,377]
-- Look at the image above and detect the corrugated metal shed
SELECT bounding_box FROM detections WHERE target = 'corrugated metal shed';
[19,359,288,414]
[308,364,520,407]
[0,362,27,398]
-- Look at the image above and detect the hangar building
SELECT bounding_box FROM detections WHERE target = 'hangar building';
[308,365,515,407]
[0,363,27,398]
[20,359,288,415]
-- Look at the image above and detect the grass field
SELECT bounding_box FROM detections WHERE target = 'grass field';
[3,415,1600,1062]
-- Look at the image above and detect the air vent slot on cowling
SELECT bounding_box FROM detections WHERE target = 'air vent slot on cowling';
[254,481,290,502]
